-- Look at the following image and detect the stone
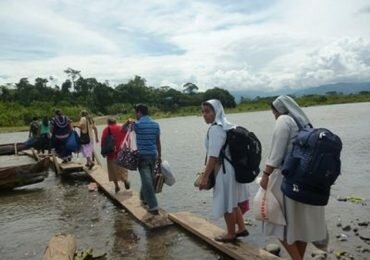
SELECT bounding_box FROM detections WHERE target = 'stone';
[265,243,281,256]
[342,225,351,231]
[337,234,348,242]
[353,227,359,233]
[336,222,342,227]
[358,221,369,227]
[311,249,327,260]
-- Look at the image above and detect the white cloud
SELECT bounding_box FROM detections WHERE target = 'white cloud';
[0,0,369,91]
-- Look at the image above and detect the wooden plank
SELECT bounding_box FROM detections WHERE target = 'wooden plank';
[49,152,83,173]
[42,233,76,260]
[169,212,281,260]
[85,162,173,229]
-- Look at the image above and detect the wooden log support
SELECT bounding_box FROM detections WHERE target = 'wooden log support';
[49,150,83,174]
[42,233,76,260]
[169,212,281,260]
[51,150,61,175]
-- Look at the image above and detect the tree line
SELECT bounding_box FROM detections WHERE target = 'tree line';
[0,69,236,126]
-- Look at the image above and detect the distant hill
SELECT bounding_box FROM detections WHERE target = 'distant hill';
[231,82,370,102]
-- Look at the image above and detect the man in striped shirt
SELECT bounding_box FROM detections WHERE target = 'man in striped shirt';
[134,104,161,215]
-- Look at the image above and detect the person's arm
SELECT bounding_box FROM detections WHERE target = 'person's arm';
[94,126,99,142]
[199,156,218,190]
[260,117,291,189]
[101,128,107,146]
[156,134,161,162]
[199,125,225,190]
[28,124,32,138]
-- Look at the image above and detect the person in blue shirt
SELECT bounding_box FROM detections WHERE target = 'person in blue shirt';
[131,104,161,215]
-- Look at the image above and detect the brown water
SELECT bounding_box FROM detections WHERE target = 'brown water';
[1,102,370,259]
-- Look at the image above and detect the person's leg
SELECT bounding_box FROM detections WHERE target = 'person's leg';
[217,209,237,240]
[296,241,307,259]
[235,207,249,236]
[138,159,158,212]
[279,240,302,260]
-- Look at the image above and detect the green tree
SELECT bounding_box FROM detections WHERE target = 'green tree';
[183,82,199,95]
[203,87,236,108]
[64,67,81,91]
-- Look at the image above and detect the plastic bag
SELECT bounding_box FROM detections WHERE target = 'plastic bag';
[253,170,286,226]
[160,160,175,186]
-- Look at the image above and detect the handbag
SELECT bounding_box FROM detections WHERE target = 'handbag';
[79,119,90,145]
[193,171,215,190]
[194,152,218,190]
[116,124,139,170]
[66,130,80,152]
[154,161,165,193]
[253,170,286,226]
[101,127,115,156]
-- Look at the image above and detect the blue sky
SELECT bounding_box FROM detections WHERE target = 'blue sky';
[0,0,370,91]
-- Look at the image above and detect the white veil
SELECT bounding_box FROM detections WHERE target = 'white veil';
[272,95,311,129]
[204,99,235,130]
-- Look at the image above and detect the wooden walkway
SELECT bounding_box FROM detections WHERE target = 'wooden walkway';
[169,212,281,260]
[47,151,281,259]
[84,154,173,229]
[50,151,84,174]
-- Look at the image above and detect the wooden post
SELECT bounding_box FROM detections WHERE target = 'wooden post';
[31,148,40,161]
[42,233,76,260]
[52,150,61,175]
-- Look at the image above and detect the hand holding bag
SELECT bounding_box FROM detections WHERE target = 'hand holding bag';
[253,169,286,226]
[116,124,139,170]
[194,171,215,190]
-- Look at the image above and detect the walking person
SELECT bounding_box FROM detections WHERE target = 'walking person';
[28,117,41,152]
[50,110,73,163]
[29,117,40,139]
[77,110,99,169]
[199,99,249,242]
[127,104,161,215]
[260,95,328,260]
[39,116,51,154]
[101,118,130,193]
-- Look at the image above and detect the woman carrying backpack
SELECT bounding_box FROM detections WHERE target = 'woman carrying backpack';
[260,95,328,260]
[199,99,249,243]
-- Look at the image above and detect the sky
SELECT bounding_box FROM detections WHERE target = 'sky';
[0,0,370,91]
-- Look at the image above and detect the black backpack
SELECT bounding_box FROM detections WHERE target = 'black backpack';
[220,126,262,183]
[101,127,116,156]
[281,126,342,205]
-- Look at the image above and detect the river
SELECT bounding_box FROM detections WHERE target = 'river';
[0,102,369,259]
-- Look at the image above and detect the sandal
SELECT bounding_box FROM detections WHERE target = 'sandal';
[214,235,236,243]
[236,229,249,237]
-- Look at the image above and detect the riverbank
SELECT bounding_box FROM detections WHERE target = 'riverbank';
[1,94,370,133]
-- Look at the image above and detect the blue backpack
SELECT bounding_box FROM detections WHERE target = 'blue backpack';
[281,126,342,205]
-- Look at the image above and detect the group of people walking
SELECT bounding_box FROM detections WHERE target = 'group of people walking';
[30,95,328,259]
[28,109,98,166]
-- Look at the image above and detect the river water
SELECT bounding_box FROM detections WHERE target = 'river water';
[0,102,369,259]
